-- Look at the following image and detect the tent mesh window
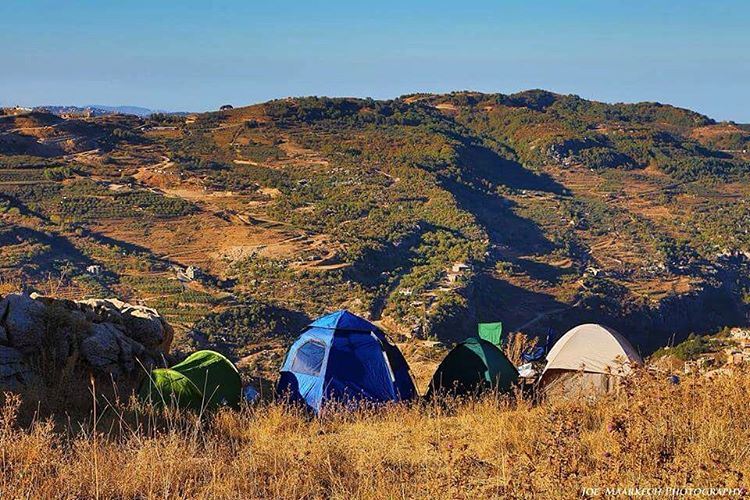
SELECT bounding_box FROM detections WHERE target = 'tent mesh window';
[290,340,326,376]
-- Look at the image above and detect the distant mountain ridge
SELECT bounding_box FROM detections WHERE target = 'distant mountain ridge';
[33,104,184,117]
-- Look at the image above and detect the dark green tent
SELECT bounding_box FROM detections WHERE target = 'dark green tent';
[139,350,242,410]
[426,337,518,398]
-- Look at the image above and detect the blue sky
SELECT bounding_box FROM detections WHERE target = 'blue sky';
[1,1,748,120]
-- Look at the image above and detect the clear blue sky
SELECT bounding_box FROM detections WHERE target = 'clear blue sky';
[1,1,748,120]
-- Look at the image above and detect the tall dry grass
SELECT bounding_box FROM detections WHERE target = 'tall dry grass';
[1,368,749,499]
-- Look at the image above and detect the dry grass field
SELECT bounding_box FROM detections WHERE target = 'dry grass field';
[1,367,748,499]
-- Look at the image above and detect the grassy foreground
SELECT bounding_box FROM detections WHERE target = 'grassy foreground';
[1,368,748,499]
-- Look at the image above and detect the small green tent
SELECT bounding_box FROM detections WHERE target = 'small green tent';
[426,337,518,398]
[139,350,242,410]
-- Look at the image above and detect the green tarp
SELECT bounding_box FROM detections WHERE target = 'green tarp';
[139,350,242,410]
[426,337,518,398]
[478,322,503,346]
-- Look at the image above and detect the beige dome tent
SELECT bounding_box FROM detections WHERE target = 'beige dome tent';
[540,324,642,397]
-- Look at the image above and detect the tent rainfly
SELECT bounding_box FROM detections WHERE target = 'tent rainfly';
[276,310,417,413]
[477,322,503,346]
[540,323,642,397]
[139,350,242,410]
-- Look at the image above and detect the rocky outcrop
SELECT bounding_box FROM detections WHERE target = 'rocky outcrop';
[76,298,173,351]
[0,346,31,390]
[80,322,145,377]
[2,293,46,354]
[0,293,173,391]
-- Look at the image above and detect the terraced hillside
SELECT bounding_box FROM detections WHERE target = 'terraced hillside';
[2,91,750,377]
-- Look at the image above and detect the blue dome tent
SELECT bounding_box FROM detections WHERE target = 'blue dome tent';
[276,310,417,413]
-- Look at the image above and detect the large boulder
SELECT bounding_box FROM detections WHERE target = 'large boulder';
[0,293,46,354]
[80,322,145,378]
[77,299,173,351]
[76,298,126,325]
[0,345,30,389]
[121,305,169,350]
[0,293,173,391]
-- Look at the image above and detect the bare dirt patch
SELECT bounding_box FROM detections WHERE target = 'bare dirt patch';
[277,139,329,166]
[691,123,744,141]
[90,212,304,275]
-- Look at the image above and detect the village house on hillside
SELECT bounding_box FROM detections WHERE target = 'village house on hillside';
[85,265,102,275]
[173,264,202,282]
[446,262,471,284]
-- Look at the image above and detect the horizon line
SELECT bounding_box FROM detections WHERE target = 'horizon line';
[2,88,746,123]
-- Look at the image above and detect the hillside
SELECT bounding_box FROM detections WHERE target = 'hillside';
[2,90,750,379]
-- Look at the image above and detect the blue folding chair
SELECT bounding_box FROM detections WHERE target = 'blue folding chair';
[522,329,554,363]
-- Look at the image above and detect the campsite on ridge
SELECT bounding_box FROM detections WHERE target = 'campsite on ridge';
[4,0,750,495]
[0,0,750,492]
[2,90,750,496]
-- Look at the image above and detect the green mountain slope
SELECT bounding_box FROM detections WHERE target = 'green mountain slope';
[2,91,749,363]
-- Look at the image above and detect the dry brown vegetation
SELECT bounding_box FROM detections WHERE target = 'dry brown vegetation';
[1,367,748,499]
